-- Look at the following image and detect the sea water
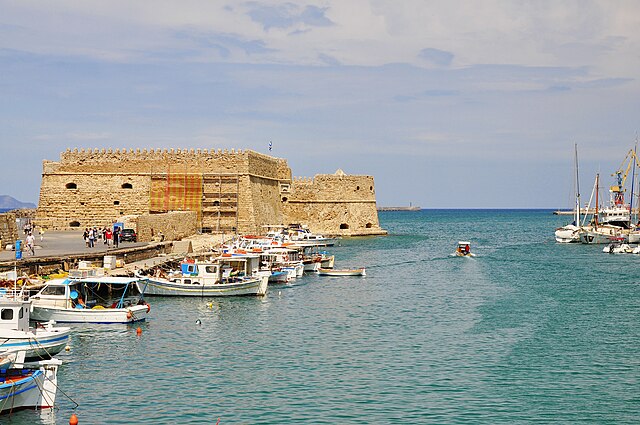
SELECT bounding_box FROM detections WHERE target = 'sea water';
[6,210,639,424]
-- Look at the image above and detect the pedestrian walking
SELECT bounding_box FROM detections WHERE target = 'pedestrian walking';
[113,227,120,248]
[40,228,45,242]
[26,233,35,256]
[105,228,113,247]
[88,227,96,248]
[83,228,89,247]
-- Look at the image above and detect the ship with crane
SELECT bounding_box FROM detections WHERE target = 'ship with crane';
[579,147,640,244]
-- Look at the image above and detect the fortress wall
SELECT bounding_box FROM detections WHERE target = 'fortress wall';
[0,212,18,248]
[290,174,377,201]
[245,175,284,234]
[284,173,385,236]
[37,173,151,229]
[37,148,386,237]
[137,211,197,243]
[55,148,260,174]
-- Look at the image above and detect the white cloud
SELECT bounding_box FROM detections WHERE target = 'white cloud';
[0,0,635,75]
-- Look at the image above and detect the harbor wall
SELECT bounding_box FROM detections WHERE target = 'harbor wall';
[136,211,198,243]
[36,148,386,237]
[0,212,18,248]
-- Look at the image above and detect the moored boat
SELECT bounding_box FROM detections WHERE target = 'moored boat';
[0,353,61,414]
[136,255,269,297]
[317,268,366,277]
[0,297,70,361]
[30,277,149,324]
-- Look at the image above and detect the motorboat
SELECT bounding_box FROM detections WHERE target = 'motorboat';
[602,239,633,254]
[136,255,269,297]
[317,268,366,277]
[454,241,475,257]
[30,277,149,324]
[0,297,70,361]
[286,224,336,247]
[0,351,61,413]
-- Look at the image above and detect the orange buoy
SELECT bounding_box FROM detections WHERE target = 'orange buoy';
[69,413,79,425]
[136,327,142,335]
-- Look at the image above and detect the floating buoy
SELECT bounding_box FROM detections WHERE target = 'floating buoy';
[65,344,71,352]
[136,327,142,335]
[196,319,202,325]
[206,302,213,309]
[69,412,79,425]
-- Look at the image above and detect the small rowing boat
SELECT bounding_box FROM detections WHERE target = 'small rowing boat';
[317,268,366,277]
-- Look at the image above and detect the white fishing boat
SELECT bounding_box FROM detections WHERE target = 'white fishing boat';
[30,277,149,324]
[454,241,476,257]
[136,255,269,297]
[0,352,61,413]
[0,297,70,361]
[317,268,366,277]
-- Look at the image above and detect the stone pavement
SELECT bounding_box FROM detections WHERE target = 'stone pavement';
[0,230,149,262]
[0,230,228,262]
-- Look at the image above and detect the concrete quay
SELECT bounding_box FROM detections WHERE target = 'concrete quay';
[0,230,226,275]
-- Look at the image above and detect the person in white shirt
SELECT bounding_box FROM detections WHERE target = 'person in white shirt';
[26,233,35,256]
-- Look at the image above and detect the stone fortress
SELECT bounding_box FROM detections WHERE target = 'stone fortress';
[35,148,386,241]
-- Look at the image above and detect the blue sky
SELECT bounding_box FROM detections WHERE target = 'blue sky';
[2,0,640,208]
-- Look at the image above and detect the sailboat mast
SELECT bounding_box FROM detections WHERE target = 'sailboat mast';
[595,173,599,229]
[631,144,637,225]
[574,143,581,226]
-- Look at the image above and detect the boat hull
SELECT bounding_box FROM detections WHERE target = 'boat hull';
[555,225,581,243]
[317,268,366,276]
[30,304,148,324]
[0,359,60,413]
[0,328,71,361]
[138,276,268,297]
[579,228,621,244]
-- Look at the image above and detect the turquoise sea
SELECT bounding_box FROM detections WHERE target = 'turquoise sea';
[6,210,639,424]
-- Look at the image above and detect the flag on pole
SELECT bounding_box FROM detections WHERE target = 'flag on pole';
[268,141,272,151]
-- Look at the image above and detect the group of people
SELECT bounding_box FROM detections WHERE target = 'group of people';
[83,226,121,248]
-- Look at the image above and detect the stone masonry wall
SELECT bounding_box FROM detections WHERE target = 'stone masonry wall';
[0,213,18,248]
[136,211,198,242]
[283,172,386,236]
[36,148,386,237]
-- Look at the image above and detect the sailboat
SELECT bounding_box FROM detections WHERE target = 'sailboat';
[555,144,583,243]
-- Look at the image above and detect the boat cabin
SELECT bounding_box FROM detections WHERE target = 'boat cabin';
[31,277,145,310]
[457,241,472,255]
[0,299,30,333]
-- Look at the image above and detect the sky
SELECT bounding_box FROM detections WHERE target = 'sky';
[2,0,640,208]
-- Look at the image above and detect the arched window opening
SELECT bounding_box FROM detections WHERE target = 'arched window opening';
[356,186,360,190]
[281,196,288,202]
[340,223,350,229]
[113,201,120,206]
[212,201,220,207]
[69,221,81,227]
[121,183,133,189]
[366,223,373,228]
[66,183,77,189]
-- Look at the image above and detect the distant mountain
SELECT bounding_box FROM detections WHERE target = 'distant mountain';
[0,195,36,210]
